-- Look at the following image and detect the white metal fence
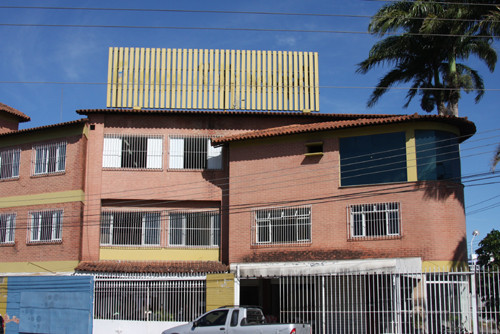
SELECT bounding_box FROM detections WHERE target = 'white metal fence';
[92,270,499,334]
[280,270,499,334]
[94,277,206,322]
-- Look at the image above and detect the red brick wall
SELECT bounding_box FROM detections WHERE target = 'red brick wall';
[0,201,84,262]
[226,133,467,264]
[0,113,20,134]
[0,134,87,196]
[0,132,87,263]
[81,112,332,261]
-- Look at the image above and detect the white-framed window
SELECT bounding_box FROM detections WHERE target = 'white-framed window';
[100,211,162,246]
[349,202,401,239]
[103,134,163,169]
[169,135,222,170]
[0,148,20,180]
[252,205,312,245]
[0,213,16,244]
[28,210,63,243]
[32,142,66,175]
[168,210,220,247]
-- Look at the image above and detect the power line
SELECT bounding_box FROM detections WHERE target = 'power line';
[365,0,500,7]
[1,22,498,39]
[2,126,494,209]
[2,139,499,225]
[1,5,498,24]
[3,80,500,92]
[2,125,498,210]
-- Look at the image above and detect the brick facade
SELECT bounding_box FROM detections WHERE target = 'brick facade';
[0,106,474,274]
[226,130,468,265]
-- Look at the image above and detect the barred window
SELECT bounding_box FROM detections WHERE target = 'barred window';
[103,134,163,169]
[349,202,400,239]
[252,205,312,245]
[29,210,63,243]
[0,213,16,244]
[168,211,220,247]
[100,211,162,246]
[169,135,222,170]
[0,148,20,180]
[32,142,66,175]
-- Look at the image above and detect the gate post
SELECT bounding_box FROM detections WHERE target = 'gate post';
[470,271,479,334]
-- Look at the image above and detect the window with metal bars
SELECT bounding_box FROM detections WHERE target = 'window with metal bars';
[168,211,220,247]
[32,142,66,175]
[0,148,20,180]
[349,202,400,239]
[169,135,222,170]
[103,134,163,169]
[0,213,16,244]
[100,211,162,246]
[252,205,312,245]
[28,210,63,243]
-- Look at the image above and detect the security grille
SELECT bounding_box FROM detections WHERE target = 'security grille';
[101,211,162,246]
[93,278,206,322]
[252,205,312,245]
[169,135,222,170]
[0,148,20,180]
[32,142,66,175]
[0,213,16,244]
[168,211,220,247]
[100,209,220,248]
[103,134,163,169]
[349,202,400,239]
[28,209,63,243]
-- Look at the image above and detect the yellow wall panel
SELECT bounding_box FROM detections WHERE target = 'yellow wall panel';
[107,47,320,111]
[100,248,220,261]
[206,273,234,311]
[0,261,80,274]
[0,190,85,209]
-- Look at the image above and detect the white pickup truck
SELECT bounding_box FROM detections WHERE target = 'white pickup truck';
[161,306,311,334]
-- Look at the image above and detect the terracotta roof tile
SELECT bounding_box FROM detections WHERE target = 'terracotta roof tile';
[76,108,396,120]
[75,260,229,274]
[212,113,476,144]
[0,118,88,138]
[0,102,30,122]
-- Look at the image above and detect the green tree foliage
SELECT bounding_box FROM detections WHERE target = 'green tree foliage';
[357,0,499,116]
[475,229,500,327]
[476,229,500,269]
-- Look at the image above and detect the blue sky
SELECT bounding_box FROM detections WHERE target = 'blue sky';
[1,0,499,254]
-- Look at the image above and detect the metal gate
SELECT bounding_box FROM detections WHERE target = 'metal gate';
[279,270,499,334]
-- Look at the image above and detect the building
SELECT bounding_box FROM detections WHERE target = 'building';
[0,47,477,334]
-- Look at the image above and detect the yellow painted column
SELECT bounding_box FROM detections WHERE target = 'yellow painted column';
[206,273,234,311]
[0,277,7,316]
[406,129,418,182]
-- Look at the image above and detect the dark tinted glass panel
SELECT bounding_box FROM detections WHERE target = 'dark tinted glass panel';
[340,132,407,186]
[184,137,208,169]
[415,130,460,181]
[121,136,147,168]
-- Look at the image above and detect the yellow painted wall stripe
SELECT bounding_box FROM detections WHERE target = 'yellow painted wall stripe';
[422,261,468,272]
[0,261,80,274]
[0,190,85,208]
[100,248,220,261]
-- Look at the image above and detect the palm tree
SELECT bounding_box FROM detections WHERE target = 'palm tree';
[357,0,498,116]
